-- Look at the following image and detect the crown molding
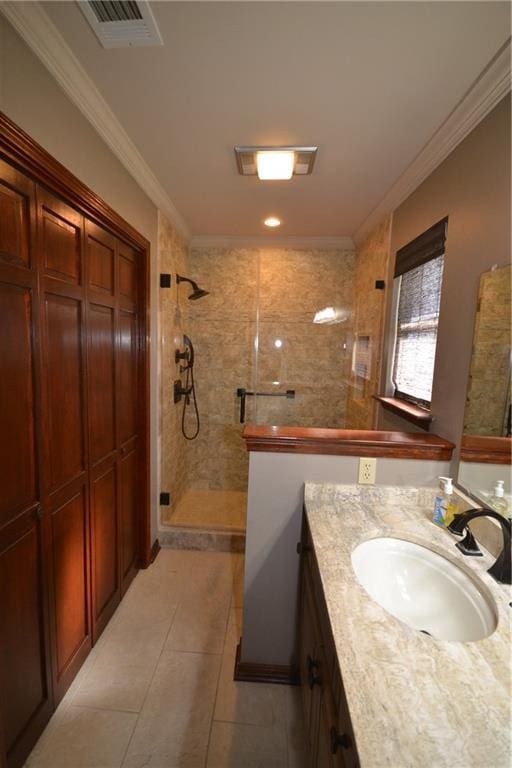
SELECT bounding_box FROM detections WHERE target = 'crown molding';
[189,234,355,251]
[0,1,191,241]
[353,38,511,245]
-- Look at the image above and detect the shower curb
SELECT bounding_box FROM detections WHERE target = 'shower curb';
[158,527,245,553]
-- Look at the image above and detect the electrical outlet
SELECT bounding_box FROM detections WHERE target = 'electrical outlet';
[358,457,376,485]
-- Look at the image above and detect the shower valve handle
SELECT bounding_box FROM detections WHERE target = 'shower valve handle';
[174,379,192,404]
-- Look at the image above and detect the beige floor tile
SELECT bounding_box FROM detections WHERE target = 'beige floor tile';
[71,658,157,713]
[25,705,137,768]
[164,593,230,654]
[121,742,207,768]
[282,686,309,765]
[123,650,220,767]
[164,554,233,653]
[214,609,287,729]
[94,619,174,667]
[109,570,180,630]
[206,721,288,768]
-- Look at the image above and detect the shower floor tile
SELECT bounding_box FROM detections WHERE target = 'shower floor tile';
[163,489,247,532]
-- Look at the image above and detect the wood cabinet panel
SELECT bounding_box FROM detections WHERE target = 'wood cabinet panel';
[0,160,32,270]
[118,310,137,444]
[87,227,115,296]
[0,524,51,757]
[0,284,36,527]
[44,294,85,491]
[49,487,90,695]
[118,244,137,304]
[91,463,119,638]
[41,202,81,285]
[87,304,115,463]
[119,446,138,592]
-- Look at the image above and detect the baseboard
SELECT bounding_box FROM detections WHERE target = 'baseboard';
[149,538,161,563]
[234,640,299,686]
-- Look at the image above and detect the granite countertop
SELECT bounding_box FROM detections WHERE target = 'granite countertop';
[304,482,511,768]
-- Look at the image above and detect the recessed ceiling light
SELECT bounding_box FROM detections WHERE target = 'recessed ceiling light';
[264,217,281,227]
[256,151,295,180]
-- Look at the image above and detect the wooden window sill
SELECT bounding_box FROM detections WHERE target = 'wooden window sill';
[373,395,433,431]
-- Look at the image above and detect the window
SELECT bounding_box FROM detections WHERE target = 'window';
[391,218,447,408]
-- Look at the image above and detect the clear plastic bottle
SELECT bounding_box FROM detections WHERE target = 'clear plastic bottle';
[433,477,459,527]
[488,480,509,517]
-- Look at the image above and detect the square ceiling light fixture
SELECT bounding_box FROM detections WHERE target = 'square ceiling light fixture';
[234,146,318,180]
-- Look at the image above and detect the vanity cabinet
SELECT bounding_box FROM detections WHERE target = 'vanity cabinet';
[298,517,359,768]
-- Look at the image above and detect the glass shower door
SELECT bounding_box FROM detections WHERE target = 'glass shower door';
[253,249,355,427]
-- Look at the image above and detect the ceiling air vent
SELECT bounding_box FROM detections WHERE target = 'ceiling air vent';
[79,1,163,48]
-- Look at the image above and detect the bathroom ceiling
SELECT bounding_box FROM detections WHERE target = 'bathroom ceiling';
[42,1,510,238]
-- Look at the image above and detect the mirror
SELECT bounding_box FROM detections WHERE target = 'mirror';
[458,264,511,511]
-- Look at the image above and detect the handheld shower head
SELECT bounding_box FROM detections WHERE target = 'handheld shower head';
[176,274,209,301]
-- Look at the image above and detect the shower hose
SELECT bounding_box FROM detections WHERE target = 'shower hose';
[181,361,200,440]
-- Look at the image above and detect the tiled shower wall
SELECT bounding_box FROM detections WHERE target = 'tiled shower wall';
[463,263,511,435]
[346,217,391,429]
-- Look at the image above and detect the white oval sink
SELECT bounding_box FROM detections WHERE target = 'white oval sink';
[351,537,497,642]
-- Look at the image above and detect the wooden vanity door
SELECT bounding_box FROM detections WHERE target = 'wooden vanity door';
[0,160,53,767]
[37,188,92,705]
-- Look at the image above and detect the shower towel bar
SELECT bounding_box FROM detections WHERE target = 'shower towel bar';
[236,387,295,424]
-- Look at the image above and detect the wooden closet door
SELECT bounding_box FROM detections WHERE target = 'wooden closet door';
[37,189,92,704]
[0,160,53,768]
[117,241,140,595]
[85,220,121,640]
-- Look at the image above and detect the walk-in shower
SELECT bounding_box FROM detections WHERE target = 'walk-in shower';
[159,242,362,545]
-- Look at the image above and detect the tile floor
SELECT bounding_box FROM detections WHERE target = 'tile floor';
[25,549,307,768]
[163,490,247,532]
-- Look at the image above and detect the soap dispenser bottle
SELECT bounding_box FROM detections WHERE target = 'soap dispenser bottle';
[488,480,509,517]
[433,477,458,528]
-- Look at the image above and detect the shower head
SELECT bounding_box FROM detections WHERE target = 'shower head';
[189,287,209,301]
[176,274,209,301]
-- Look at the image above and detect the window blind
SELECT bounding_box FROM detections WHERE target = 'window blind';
[394,217,447,277]
[392,255,444,406]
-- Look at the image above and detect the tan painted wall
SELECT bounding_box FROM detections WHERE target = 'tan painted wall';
[378,95,511,447]
[0,17,161,537]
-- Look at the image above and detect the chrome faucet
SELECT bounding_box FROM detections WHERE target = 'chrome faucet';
[448,508,511,584]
